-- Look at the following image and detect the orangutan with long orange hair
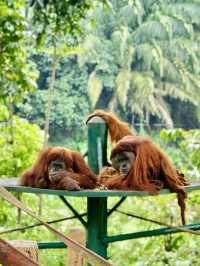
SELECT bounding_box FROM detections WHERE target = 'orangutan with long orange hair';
[87,110,189,224]
[19,147,97,190]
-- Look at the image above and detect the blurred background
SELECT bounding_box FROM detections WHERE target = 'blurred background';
[0,0,200,265]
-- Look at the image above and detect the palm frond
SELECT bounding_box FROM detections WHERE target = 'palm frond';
[155,96,174,129]
[163,3,200,25]
[88,71,103,107]
[115,68,131,107]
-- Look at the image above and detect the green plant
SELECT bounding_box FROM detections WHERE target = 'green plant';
[0,0,38,103]
[0,105,43,177]
[160,128,200,179]
[79,0,200,127]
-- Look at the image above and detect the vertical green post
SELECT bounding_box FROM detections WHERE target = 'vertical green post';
[87,116,108,259]
[87,116,108,172]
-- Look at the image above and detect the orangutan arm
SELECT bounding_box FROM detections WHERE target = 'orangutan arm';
[72,151,97,189]
[49,172,81,191]
[19,168,49,188]
[104,175,128,190]
[86,109,133,143]
[98,167,128,190]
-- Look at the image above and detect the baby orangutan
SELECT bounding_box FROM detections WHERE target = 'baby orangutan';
[87,110,189,224]
[19,147,97,191]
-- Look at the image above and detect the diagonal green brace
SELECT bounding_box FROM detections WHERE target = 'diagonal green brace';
[107,197,127,217]
[59,196,87,227]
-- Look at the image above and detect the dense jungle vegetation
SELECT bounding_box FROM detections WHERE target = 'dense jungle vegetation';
[0,0,200,265]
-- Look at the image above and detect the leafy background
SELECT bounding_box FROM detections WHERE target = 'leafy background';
[0,0,200,265]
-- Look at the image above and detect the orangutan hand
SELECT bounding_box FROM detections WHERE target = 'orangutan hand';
[55,176,81,191]
[49,170,69,184]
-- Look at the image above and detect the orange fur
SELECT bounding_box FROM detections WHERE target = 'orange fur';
[86,109,133,143]
[89,110,189,224]
[111,136,188,190]
[19,147,97,190]
[98,167,128,190]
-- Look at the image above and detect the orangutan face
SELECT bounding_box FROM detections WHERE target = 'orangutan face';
[47,159,67,183]
[48,160,66,173]
[111,151,135,176]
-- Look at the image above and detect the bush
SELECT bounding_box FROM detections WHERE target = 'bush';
[160,129,200,179]
[0,106,43,177]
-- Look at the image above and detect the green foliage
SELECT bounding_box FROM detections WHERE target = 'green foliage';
[108,192,200,266]
[0,1,200,265]
[16,57,90,140]
[0,0,38,102]
[79,0,200,127]
[1,191,200,265]
[30,0,109,44]
[88,71,103,107]
[0,105,43,177]
[160,128,200,178]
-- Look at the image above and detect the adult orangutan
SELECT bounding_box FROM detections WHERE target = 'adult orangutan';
[19,147,97,190]
[87,110,189,224]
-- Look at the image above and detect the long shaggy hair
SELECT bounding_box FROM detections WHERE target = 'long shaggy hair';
[86,109,132,143]
[88,110,189,224]
[19,147,97,189]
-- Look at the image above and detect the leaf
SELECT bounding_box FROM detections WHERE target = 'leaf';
[88,71,103,107]
[116,68,131,108]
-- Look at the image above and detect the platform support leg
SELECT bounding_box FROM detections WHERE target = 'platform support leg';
[87,113,108,261]
[87,197,107,259]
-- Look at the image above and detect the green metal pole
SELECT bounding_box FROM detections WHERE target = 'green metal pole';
[87,116,108,172]
[103,223,200,243]
[87,116,108,259]
[87,197,108,257]
[38,241,66,249]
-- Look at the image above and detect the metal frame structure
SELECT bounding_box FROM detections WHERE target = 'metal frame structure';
[1,118,200,259]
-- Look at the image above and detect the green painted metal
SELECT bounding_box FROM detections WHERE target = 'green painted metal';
[107,197,127,217]
[59,196,87,227]
[38,241,66,249]
[0,116,200,263]
[2,179,200,197]
[87,119,108,173]
[87,197,108,258]
[87,118,108,260]
[103,223,200,243]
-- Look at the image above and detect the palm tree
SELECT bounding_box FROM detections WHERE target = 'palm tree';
[79,0,200,128]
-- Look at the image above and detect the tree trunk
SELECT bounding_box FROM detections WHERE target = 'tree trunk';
[41,44,59,216]
[43,51,59,147]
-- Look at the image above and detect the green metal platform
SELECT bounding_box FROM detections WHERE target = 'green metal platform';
[1,178,200,257]
[0,117,200,260]
[1,179,200,197]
